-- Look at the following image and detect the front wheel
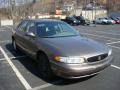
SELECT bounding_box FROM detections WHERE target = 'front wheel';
[12,39,19,51]
[70,22,73,26]
[38,53,55,80]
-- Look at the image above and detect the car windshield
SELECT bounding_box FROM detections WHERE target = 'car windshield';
[117,17,120,20]
[77,16,84,20]
[36,21,79,38]
[111,17,118,20]
[70,17,78,21]
[106,18,112,20]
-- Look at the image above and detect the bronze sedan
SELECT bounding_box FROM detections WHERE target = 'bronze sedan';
[12,19,113,79]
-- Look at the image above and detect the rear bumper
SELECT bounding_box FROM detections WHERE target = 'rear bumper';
[50,56,113,79]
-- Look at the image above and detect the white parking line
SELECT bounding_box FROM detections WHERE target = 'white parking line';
[107,41,120,45]
[82,32,120,70]
[108,45,120,50]
[0,58,6,61]
[95,31,120,36]
[0,46,32,90]
[81,32,120,49]
[30,64,120,90]
[0,27,120,90]
[31,80,62,90]
[82,32,120,41]
[0,30,10,32]
[0,55,27,61]
[111,65,120,70]
[0,40,11,43]
[80,29,120,36]
[107,40,114,42]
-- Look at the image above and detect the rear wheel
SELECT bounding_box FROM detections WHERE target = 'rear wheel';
[38,53,55,80]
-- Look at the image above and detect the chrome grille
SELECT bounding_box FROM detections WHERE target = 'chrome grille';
[87,53,108,62]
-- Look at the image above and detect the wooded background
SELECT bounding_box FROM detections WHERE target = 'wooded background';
[0,0,120,19]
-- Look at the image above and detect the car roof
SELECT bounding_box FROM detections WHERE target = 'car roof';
[23,19,63,23]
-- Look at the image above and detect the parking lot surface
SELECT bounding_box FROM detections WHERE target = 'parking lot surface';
[0,25,120,90]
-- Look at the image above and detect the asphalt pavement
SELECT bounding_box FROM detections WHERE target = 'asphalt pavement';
[0,25,120,90]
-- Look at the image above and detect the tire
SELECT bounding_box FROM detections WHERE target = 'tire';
[101,22,104,25]
[70,23,73,26]
[38,53,54,80]
[102,22,106,25]
[12,39,19,51]
[93,21,95,24]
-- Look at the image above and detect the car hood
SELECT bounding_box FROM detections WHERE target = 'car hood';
[39,36,109,57]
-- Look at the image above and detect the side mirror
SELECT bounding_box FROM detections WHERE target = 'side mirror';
[26,32,35,38]
[26,26,36,38]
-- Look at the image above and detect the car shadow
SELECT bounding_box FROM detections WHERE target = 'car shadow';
[6,43,96,86]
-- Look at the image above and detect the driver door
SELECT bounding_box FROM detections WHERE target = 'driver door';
[23,21,38,58]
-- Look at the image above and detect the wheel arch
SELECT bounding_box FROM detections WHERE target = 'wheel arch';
[12,36,15,41]
[36,50,49,60]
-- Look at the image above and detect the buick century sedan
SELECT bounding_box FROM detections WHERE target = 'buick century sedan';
[12,19,113,79]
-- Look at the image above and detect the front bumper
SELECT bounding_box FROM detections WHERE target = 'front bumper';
[50,56,113,79]
[73,22,80,25]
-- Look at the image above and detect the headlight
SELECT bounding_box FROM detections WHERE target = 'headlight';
[54,56,85,64]
[74,21,76,23]
[108,49,112,56]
